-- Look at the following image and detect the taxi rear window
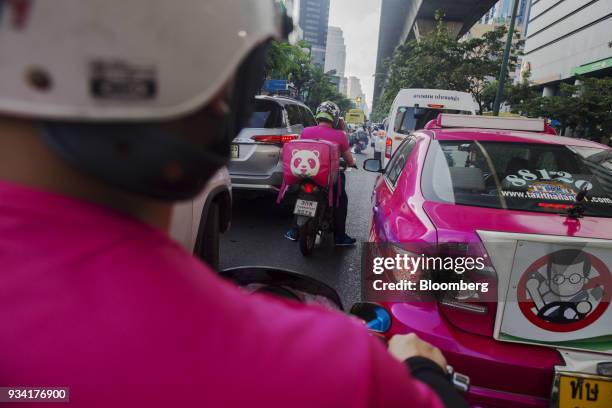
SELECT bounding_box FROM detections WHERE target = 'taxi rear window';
[421,141,612,217]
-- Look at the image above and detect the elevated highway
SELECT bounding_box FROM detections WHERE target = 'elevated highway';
[373,0,498,110]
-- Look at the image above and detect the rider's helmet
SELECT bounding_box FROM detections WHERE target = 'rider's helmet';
[0,0,289,200]
[315,101,340,128]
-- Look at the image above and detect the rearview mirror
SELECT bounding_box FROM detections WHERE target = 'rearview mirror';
[363,158,383,173]
[414,107,426,119]
[220,266,343,310]
[350,302,391,333]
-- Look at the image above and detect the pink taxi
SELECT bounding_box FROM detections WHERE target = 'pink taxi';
[363,114,612,408]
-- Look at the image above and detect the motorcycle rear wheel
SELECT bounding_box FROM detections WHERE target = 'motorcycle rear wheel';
[299,219,316,256]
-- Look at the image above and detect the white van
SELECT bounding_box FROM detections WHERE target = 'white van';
[383,89,477,166]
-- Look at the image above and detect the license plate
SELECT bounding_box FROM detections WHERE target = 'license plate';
[558,373,612,408]
[294,199,317,217]
[231,144,239,159]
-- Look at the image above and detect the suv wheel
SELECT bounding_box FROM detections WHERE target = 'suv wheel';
[195,201,221,269]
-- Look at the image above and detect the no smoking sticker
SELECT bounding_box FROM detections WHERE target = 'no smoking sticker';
[517,249,611,332]
[499,242,612,351]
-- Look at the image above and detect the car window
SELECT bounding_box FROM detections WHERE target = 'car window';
[300,106,316,127]
[285,104,303,126]
[385,137,416,186]
[394,107,473,135]
[422,141,612,218]
[394,107,416,135]
[247,99,283,128]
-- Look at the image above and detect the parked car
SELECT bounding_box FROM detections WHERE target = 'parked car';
[169,168,232,269]
[229,95,316,194]
[372,118,388,160]
[364,114,612,408]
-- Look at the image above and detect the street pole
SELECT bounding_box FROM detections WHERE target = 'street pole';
[492,0,521,116]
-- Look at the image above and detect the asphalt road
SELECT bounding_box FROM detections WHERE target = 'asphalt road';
[220,145,379,309]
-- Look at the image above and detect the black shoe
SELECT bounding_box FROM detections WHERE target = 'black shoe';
[335,234,357,246]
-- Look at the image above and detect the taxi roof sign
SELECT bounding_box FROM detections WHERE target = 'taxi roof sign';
[431,114,547,133]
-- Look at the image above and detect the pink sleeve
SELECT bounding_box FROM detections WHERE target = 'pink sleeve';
[300,127,312,140]
[338,131,349,153]
[364,335,445,407]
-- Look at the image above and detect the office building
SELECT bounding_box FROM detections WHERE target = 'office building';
[339,77,348,96]
[324,26,346,77]
[347,76,367,112]
[522,0,612,95]
[285,0,304,44]
[299,0,330,66]
[347,76,363,100]
[480,0,530,26]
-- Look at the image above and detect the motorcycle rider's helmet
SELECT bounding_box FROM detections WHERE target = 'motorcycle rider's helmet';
[315,101,340,128]
[0,0,290,200]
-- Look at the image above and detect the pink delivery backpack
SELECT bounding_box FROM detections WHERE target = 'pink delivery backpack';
[276,139,340,207]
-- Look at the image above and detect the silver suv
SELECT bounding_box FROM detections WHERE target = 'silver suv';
[229,95,316,193]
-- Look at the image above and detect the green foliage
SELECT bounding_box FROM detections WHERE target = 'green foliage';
[517,77,612,142]
[264,40,354,116]
[304,65,354,114]
[372,13,523,121]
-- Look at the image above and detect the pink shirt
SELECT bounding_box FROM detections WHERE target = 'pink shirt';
[301,125,350,154]
[0,180,442,407]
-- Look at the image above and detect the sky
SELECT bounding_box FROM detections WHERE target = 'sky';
[328,0,381,110]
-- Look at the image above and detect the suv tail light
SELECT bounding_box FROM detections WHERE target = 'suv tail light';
[252,134,298,144]
[385,137,392,159]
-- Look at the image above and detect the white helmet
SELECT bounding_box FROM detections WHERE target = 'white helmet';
[0,0,288,200]
[0,0,283,121]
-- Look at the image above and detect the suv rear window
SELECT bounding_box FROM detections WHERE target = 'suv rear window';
[300,106,316,127]
[422,141,612,218]
[248,99,283,128]
[285,104,303,126]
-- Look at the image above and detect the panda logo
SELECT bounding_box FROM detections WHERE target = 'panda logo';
[291,149,320,178]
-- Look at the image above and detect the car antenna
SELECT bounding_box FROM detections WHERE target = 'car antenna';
[564,185,589,219]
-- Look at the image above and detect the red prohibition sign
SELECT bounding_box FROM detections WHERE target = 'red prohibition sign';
[517,251,611,332]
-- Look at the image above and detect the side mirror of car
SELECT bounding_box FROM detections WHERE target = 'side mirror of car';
[363,158,383,173]
[350,302,391,333]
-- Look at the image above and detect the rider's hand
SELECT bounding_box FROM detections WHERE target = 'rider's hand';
[388,333,447,373]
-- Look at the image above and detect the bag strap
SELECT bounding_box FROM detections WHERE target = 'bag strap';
[336,173,342,207]
[276,180,289,204]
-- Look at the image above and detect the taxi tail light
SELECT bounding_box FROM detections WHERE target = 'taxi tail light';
[434,243,498,337]
[379,244,436,302]
[385,138,392,159]
[252,134,298,144]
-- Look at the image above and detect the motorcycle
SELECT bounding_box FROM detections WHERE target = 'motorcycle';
[293,160,353,256]
[352,139,367,154]
[220,266,470,393]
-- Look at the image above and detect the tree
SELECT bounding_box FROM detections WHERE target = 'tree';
[372,13,524,121]
[505,73,539,115]
[304,65,353,114]
[263,39,354,116]
[459,25,523,113]
[517,77,612,142]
